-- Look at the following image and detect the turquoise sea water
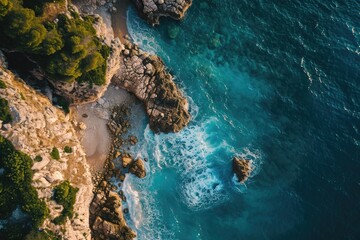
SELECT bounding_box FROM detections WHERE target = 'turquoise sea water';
[120,1,360,239]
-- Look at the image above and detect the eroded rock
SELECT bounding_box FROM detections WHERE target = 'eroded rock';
[113,40,190,133]
[133,0,192,25]
[232,157,252,183]
[129,159,146,178]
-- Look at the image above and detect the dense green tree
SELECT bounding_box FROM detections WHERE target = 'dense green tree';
[4,8,36,38]
[0,135,49,238]
[53,181,78,224]
[0,0,109,85]
[0,0,12,17]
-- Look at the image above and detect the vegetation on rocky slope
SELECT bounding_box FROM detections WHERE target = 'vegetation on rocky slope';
[52,180,78,225]
[0,135,49,239]
[0,97,12,123]
[0,0,110,85]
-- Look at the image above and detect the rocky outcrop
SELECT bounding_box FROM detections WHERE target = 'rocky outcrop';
[233,157,253,183]
[48,3,123,105]
[49,30,122,105]
[89,105,137,240]
[113,40,190,133]
[90,183,136,240]
[0,64,93,239]
[129,159,146,178]
[133,0,192,25]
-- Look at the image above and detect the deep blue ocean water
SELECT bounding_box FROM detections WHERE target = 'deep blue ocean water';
[119,1,360,239]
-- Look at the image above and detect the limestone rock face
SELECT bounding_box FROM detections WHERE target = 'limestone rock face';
[232,157,253,183]
[48,38,122,105]
[129,159,146,178]
[48,5,123,105]
[0,66,93,239]
[133,0,192,25]
[113,40,190,133]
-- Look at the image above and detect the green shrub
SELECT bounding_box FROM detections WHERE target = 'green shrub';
[0,135,49,238]
[34,155,42,162]
[0,97,12,123]
[0,1,109,86]
[53,181,78,225]
[50,147,60,160]
[64,146,72,153]
[0,80,6,88]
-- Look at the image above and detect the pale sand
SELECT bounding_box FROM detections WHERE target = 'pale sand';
[75,2,133,172]
[112,0,131,41]
[75,85,136,172]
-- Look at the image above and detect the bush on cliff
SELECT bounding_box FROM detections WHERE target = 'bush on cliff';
[0,135,49,239]
[0,79,6,88]
[0,0,109,85]
[0,97,12,123]
[52,180,78,225]
[50,147,60,160]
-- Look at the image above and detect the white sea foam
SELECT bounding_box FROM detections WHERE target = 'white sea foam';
[122,176,143,229]
[124,176,174,240]
[143,117,229,210]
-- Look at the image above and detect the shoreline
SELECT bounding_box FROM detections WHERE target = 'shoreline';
[112,0,131,42]
[74,85,136,173]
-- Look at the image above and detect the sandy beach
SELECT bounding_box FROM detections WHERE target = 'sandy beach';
[112,0,131,41]
[75,85,135,173]
[74,2,133,173]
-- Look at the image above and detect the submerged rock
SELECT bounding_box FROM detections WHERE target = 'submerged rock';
[232,157,252,183]
[133,0,192,25]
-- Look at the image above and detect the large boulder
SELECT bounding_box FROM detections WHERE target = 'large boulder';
[90,189,136,240]
[133,0,192,25]
[113,40,190,133]
[129,159,146,178]
[232,157,252,183]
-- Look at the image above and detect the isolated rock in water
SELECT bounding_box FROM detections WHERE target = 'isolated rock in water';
[233,157,252,183]
[113,40,190,133]
[129,159,146,178]
[133,0,192,25]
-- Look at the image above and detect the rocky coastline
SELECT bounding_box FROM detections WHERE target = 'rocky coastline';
[89,105,146,240]
[0,0,193,238]
[132,0,192,25]
[0,62,93,239]
[113,39,191,133]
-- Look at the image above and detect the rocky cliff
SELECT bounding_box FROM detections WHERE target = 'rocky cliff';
[0,64,94,239]
[113,40,190,133]
[48,5,123,105]
[133,0,192,25]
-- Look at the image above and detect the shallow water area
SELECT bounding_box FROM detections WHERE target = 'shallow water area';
[119,1,360,239]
